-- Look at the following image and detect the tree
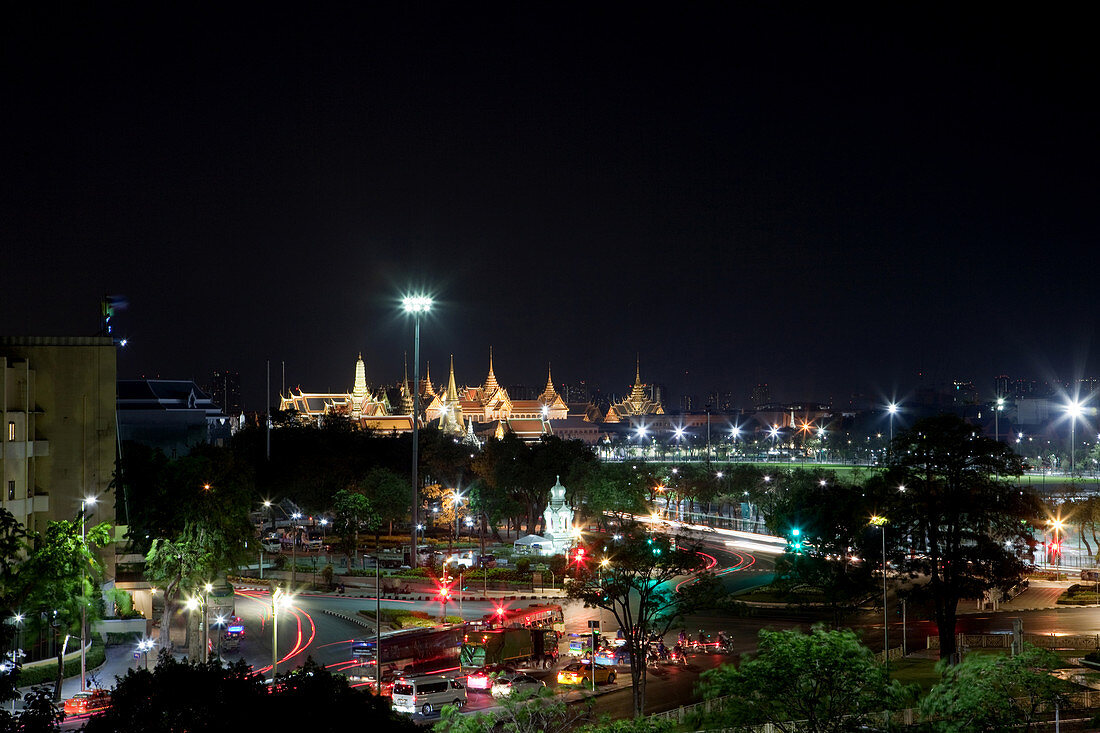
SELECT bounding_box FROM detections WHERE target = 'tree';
[565,520,718,717]
[5,685,63,732]
[888,414,1040,660]
[765,472,877,625]
[434,686,593,733]
[919,645,1068,732]
[694,626,913,733]
[15,517,111,699]
[143,535,214,655]
[332,488,378,567]
[359,467,409,537]
[0,508,28,707]
[84,654,417,733]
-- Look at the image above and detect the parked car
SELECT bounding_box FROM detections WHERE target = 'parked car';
[63,689,111,716]
[556,660,616,686]
[391,676,467,716]
[491,672,546,698]
[478,554,497,569]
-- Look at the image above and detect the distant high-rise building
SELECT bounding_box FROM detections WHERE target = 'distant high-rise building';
[561,380,591,404]
[206,369,242,414]
[679,394,697,412]
[751,384,771,409]
[994,375,1009,398]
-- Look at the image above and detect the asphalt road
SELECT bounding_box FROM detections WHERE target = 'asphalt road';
[214,540,779,722]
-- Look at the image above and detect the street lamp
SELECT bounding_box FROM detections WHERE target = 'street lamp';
[869,515,889,670]
[995,397,1005,443]
[80,495,96,691]
[271,587,291,679]
[185,582,213,662]
[290,511,302,589]
[886,403,898,444]
[403,294,433,569]
[137,637,155,671]
[1067,400,1083,476]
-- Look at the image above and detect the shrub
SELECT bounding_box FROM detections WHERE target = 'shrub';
[516,558,531,573]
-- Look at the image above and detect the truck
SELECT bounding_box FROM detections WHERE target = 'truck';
[461,627,559,669]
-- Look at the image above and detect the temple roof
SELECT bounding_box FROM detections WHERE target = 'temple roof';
[484,347,500,394]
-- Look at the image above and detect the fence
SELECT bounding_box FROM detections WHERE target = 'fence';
[677,691,1100,732]
[927,633,1100,651]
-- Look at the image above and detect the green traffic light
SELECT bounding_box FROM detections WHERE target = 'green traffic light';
[791,528,800,537]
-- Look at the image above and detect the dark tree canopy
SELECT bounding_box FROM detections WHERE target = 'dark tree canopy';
[83,655,417,733]
[886,414,1040,660]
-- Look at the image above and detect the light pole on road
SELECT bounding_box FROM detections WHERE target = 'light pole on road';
[403,295,433,569]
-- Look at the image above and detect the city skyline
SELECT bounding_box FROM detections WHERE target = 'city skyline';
[3,6,1096,410]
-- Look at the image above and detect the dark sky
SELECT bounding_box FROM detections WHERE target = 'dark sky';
[3,5,1097,410]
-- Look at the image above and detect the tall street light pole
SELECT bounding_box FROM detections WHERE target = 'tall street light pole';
[995,397,1004,443]
[80,496,96,691]
[870,515,889,671]
[1067,400,1082,476]
[403,295,432,569]
[271,586,287,679]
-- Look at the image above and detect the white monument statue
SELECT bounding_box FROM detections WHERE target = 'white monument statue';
[542,475,575,554]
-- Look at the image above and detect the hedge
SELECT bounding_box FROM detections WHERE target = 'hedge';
[17,643,107,688]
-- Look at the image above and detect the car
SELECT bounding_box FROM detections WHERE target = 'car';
[63,689,111,715]
[478,554,497,569]
[390,676,467,716]
[491,672,546,698]
[556,661,616,686]
[594,646,631,666]
[465,664,517,691]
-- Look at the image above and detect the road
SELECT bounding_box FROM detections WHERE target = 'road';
[211,539,778,721]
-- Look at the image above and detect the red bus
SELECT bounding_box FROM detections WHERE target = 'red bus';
[480,604,565,633]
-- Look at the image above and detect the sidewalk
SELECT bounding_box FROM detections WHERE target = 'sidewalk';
[957,579,1074,615]
[13,642,144,711]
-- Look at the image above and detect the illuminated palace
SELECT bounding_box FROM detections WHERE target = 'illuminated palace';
[279,351,663,442]
[424,350,568,440]
[279,353,415,433]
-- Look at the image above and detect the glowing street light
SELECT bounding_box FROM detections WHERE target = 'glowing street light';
[403,293,433,569]
[869,514,889,669]
[80,495,96,690]
[886,403,899,443]
[1067,399,1084,476]
[994,397,1005,443]
[271,587,292,679]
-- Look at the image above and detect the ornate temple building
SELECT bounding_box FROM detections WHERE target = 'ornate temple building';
[279,354,415,433]
[424,350,569,439]
[601,360,665,422]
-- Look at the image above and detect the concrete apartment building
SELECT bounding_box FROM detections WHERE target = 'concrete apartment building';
[0,337,116,536]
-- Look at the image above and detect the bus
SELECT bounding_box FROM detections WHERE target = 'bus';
[479,604,565,634]
[348,625,464,684]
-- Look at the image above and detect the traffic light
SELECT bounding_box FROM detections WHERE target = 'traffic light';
[790,527,802,554]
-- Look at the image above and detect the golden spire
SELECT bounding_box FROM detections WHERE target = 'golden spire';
[400,352,414,414]
[539,363,557,403]
[629,356,648,404]
[424,361,437,398]
[446,354,459,402]
[484,346,500,393]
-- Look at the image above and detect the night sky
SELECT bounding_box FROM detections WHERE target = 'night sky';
[3,5,1097,410]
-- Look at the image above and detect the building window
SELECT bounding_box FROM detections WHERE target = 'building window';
[7,481,14,501]
[7,422,13,441]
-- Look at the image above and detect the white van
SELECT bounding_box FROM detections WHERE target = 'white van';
[446,551,477,570]
[390,675,467,716]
